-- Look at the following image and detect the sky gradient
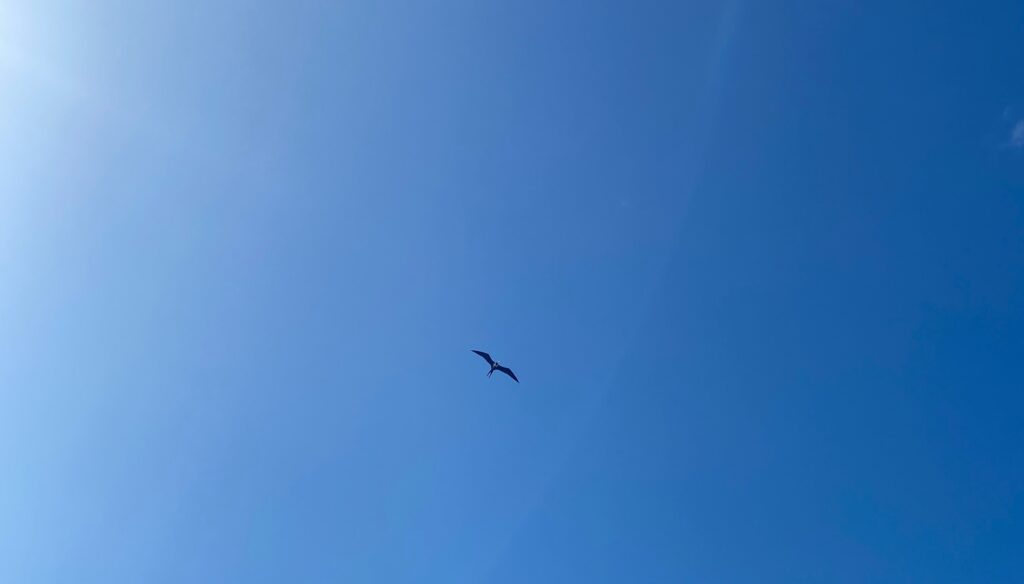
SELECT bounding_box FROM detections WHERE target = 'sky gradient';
[2,1,1024,582]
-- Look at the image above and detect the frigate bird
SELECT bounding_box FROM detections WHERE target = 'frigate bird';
[471,350,519,383]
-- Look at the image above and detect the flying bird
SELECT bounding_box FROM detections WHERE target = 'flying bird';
[471,350,519,383]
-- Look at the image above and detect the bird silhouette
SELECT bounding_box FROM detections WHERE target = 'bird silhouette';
[471,350,519,383]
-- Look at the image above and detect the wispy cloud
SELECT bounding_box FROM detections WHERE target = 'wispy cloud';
[1012,120,1024,148]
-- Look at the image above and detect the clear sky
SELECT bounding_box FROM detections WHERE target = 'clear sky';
[2,1,1024,582]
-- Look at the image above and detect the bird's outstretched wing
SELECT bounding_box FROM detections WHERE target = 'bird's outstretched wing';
[495,365,519,383]
[471,350,494,365]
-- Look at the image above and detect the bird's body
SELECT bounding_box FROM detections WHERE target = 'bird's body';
[472,350,519,382]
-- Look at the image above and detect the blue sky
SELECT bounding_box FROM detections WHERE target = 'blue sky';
[2,1,1024,582]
